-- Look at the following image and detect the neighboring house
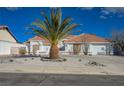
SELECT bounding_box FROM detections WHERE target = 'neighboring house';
[25,34,113,55]
[63,34,113,55]
[24,35,76,55]
[0,26,27,56]
[24,36,51,55]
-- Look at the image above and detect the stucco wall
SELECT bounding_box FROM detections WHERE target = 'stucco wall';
[0,29,16,42]
[0,41,27,55]
[64,43,112,55]
[89,43,107,55]
[29,41,50,55]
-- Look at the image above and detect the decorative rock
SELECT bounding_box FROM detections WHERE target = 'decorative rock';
[86,61,106,67]
[41,57,66,62]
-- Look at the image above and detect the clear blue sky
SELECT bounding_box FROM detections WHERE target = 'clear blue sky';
[0,7,124,43]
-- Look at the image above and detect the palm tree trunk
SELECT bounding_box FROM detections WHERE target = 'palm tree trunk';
[49,44,59,59]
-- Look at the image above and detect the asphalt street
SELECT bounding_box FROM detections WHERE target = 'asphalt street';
[0,73,124,86]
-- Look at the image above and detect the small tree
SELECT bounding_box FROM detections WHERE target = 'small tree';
[111,30,124,55]
[83,43,89,55]
[81,34,89,55]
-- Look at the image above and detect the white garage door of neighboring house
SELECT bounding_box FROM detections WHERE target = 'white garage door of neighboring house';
[10,47,27,55]
[10,47,20,55]
[0,41,11,55]
[90,44,106,55]
[0,41,27,55]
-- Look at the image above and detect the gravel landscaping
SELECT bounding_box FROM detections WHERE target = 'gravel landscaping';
[0,55,124,75]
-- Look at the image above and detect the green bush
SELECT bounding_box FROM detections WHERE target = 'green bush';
[19,49,27,55]
[63,58,67,61]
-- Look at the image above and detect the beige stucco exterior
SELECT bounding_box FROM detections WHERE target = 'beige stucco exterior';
[0,26,28,55]
[0,29,16,42]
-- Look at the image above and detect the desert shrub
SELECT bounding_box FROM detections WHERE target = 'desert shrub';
[9,59,14,62]
[78,59,82,62]
[63,58,67,61]
[40,58,43,61]
[88,61,106,67]
[89,54,92,56]
[57,59,63,62]
[19,49,27,55]
[31,58,34,60]
[24,59,27,61]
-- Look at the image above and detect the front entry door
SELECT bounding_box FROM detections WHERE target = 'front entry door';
[33,45,39,54]
[73,44,81,55]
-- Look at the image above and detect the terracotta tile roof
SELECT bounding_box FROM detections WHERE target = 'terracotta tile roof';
[43,43,51,46]
[0,26,8,30]
[28,36,51,46]
[64,34,110,43]
[29,36,45,40]
[27,35,76,45]
[64,35,77,39]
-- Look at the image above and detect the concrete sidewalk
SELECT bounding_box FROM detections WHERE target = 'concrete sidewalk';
[0,64,105,75]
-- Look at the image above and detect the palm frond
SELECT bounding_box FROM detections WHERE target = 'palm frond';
[30,8,79,44]
[57,24,79,40]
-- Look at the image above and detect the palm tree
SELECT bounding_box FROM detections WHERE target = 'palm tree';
[31,8,79,59]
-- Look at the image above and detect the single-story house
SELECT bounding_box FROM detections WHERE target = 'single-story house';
[0,26,27,56]
[63,34,113,55]
[25,34,113,55]
[24,36,51,55]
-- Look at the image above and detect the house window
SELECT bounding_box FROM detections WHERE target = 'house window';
[20,47,26,50]
[65,44,68,47]
[45,47,49,51]
[60,46,65,51]
[101,47,105,50]
[33,45,39,54]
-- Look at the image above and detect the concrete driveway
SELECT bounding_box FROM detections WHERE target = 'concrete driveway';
[0,73,124,86]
